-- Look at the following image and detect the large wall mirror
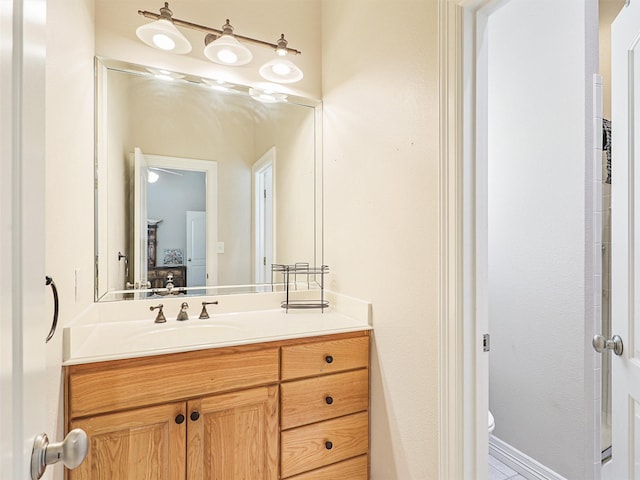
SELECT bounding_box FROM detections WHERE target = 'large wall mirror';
[95,58,322,301]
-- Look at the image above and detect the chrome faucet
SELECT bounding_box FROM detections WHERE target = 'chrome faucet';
[150,304,166,323]
[199,301,219,319]
[176,302,189,321]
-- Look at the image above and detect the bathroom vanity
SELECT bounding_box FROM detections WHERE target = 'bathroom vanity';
[78,48,366,478]
[63,306,370,480]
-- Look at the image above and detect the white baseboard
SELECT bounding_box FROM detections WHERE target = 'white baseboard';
[489,435,568,480]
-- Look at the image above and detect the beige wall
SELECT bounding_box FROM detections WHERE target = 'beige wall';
[45,0,95,477]
[45,0,96,331]
[600,0,625,119]
[254,103,317,266]
[322,1,440,478]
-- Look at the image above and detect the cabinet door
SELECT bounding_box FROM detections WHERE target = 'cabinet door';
[69,402,186,480]
[187,386,278,480]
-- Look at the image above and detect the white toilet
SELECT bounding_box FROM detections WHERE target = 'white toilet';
[488,411,495,434]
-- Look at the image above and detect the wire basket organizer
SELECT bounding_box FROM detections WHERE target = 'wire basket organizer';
[271,263,329,312]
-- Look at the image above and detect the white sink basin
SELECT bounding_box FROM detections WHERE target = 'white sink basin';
[63,309,371,365]
[122,323,243,350]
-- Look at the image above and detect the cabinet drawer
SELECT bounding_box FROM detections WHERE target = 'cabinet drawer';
[68,347,279,418]
[281,369,368,429]
[280,412,368,478]
[281,336,369,380]
[286,455,368,480]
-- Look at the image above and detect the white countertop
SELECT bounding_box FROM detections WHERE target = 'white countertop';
[63,306,371,365]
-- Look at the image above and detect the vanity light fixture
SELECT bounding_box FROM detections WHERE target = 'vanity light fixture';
[137,3,303,83]
[135,2,192,54]
[203,21,253,66]
[259,35,304,84]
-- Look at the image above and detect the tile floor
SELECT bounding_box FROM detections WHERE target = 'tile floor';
[488,454,528,480]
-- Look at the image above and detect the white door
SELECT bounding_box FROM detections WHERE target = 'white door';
[1,0,66,478]
[609,3,640,478]
[252,148,276,283]
[263,167,274,277]
[186,211,207,286]
[255,164,274,283]
[133,147,149,287]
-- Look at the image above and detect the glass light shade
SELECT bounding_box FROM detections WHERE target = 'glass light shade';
[136,18,192,54]
[249,88,287,104]
[203,35,253,66]
[259,58,303,84]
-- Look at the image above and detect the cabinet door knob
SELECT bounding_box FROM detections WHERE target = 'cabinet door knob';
[325,396,334,405]
[325,355,334,364]
[175,414,185,424]
[325,441,333,450]
[190,411,200,421]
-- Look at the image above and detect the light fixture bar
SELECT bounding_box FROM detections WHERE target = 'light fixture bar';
[137,10,302,56]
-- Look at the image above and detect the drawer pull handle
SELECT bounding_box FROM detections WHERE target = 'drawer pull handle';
[325,441,333,450]
[325,355,334,364]
[190,411,200,422]
[325,396,334,405]
[175,414,185,424]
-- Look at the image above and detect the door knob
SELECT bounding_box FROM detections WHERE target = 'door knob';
[31,428,88,479]
[592,334,624,356]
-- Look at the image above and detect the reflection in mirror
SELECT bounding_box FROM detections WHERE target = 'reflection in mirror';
[133,150,216,292]
[95,58,321,301]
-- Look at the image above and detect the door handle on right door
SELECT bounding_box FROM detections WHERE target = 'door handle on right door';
[593,334,624,356]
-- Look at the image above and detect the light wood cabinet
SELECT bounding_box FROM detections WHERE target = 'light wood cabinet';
[281,412,368,478]
[280,335,370,478]
[67,347,278,418]
[65,331,369,479]
[285,455,368,480]
[280,369,368,429]
[187,386,278,480]
[280,336,369,380]
[69,402,186,480]
[66,347,279,480]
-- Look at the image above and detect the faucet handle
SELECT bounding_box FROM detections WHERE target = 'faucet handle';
[199,301,219,319]
[176,302,189,321]
[150,304,166,323]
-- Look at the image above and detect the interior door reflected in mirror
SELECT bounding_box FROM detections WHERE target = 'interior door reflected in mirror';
[94,58,322,301]
[133,149,217,292]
